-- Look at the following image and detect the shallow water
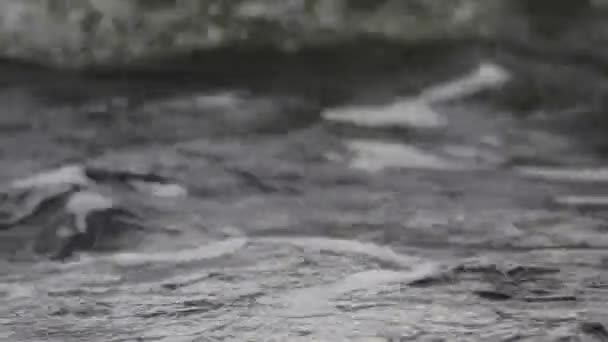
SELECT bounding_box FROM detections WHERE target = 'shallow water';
[2,45,608,341]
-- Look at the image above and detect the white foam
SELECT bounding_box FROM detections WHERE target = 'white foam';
[326,266,439,296]
[106,238,248,266]
[322,99,446,129]
[193,92,243,108]
[346,139,460,172]
[517,166,608,182]
[321,62,510,130]
[553,195,608,207]
[65,191,115,232]
[129,181,189,198]
[9,164,88,189]
[420,62,510,103]
[0,282,36,299]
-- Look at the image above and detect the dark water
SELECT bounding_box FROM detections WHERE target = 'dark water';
[2,43,608,341]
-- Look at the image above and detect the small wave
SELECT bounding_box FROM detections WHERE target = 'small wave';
[104,237,248,267]
[0,282,36,300]
[254,236,428,269]
[322,99,446,129]
[262,265,440,316]
[517,166,608,182]
[553,195,608,209]
[9,164,88,189]
[345,139,464,172]
[253,236,440,316]
[321,62,509,130]
[324,266,440,296]
[128,181,188,198]
[420,62,510,103]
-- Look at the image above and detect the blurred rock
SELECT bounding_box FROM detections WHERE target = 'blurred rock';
[1,0,607,74]
[0,0,505,68]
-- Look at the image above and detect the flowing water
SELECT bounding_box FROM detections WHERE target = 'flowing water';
[2,44,608,341]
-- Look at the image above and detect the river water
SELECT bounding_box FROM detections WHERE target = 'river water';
[1,43,608,341]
